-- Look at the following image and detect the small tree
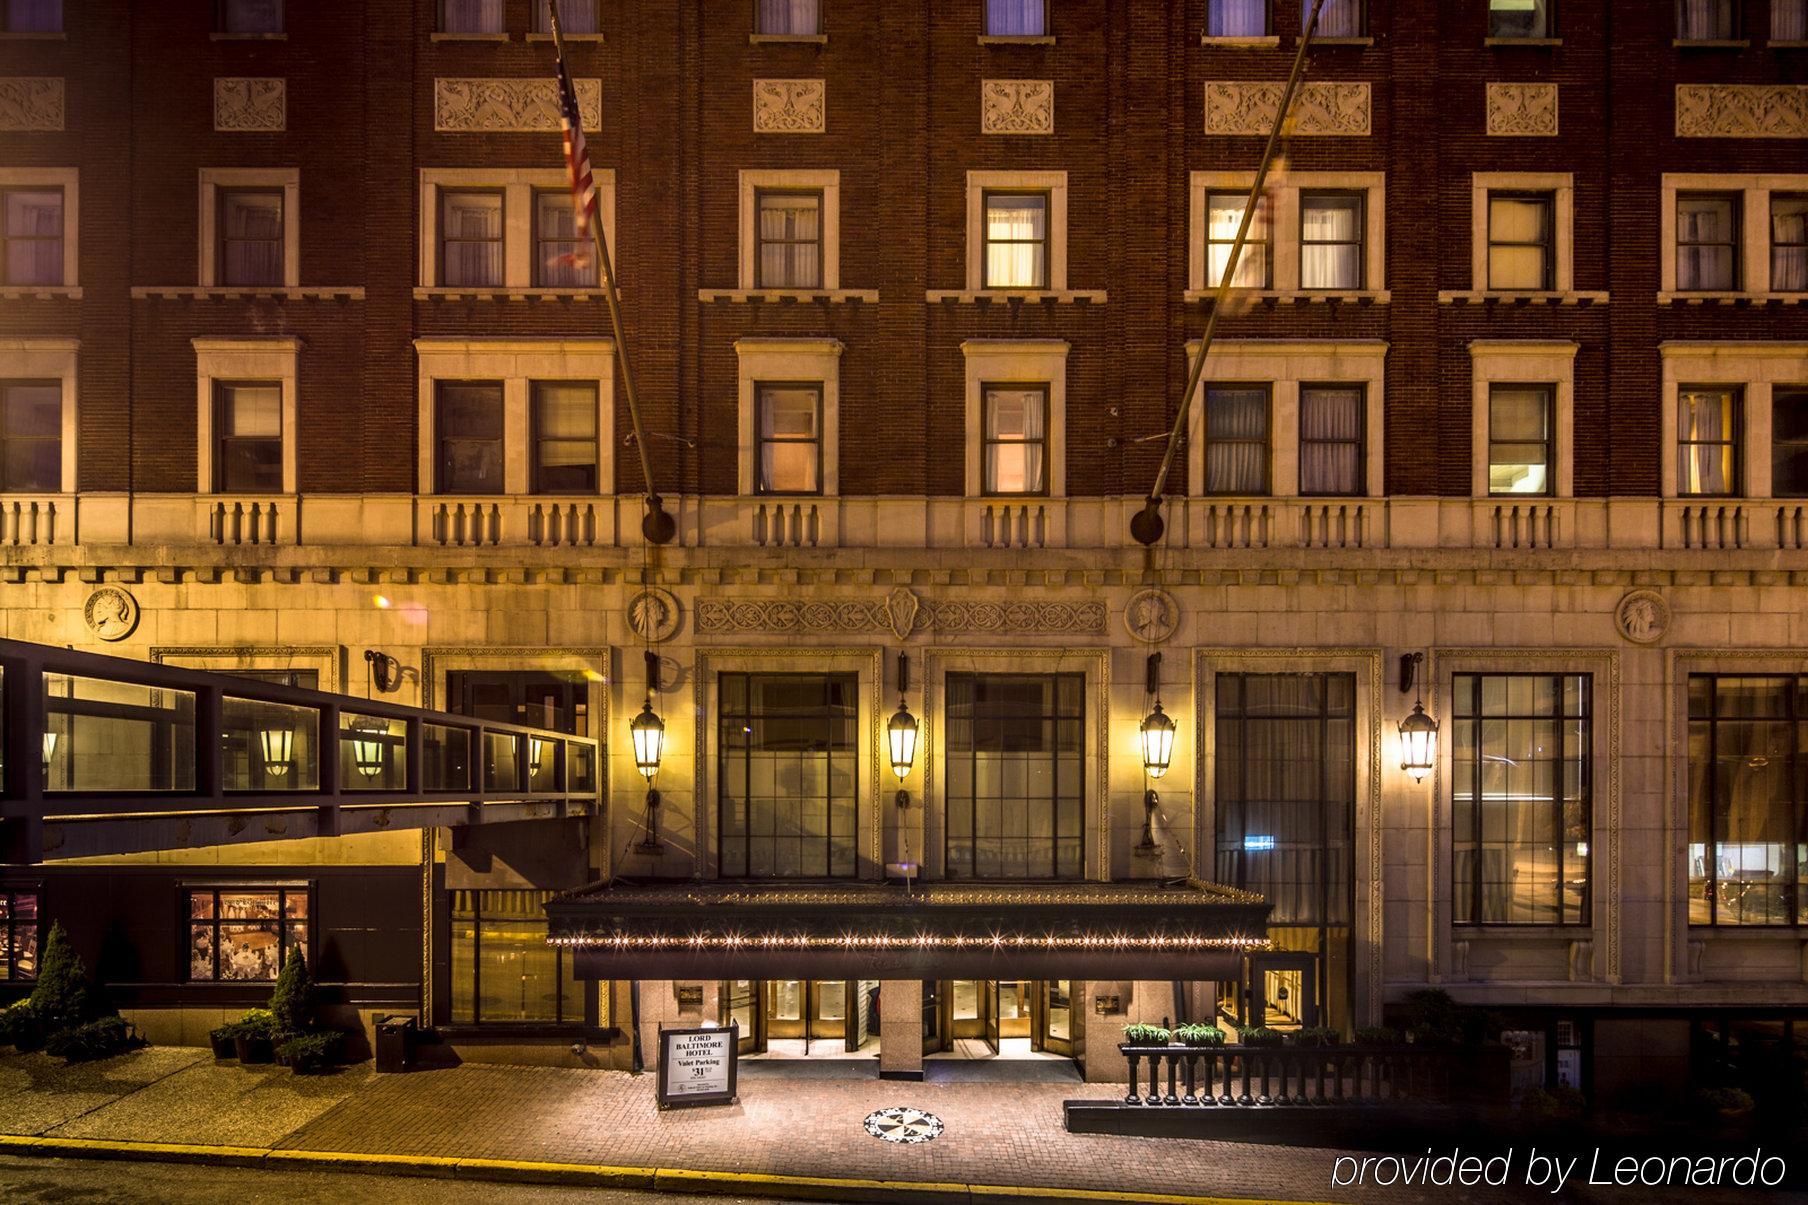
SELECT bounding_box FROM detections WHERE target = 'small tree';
[268,945,315,1039]
[27,922,99,1032]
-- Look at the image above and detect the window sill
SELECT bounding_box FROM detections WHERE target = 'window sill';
[1657,290,1807,305]
[435,1024,618,1043]
[977,35,1055,46]
[926,288,1107,304]
[430,32,511,42]
[1311,36,1374,46]
[1674,38,1750,48]
[525,33,604,42]
[132,286,365,300]
[749,33,826,45]
[1438,289,1608,306]
[699,287,878,303]
[210,32,287,40]
[1183,288,1389,305]
[1199,35,1280,48]
[0,286,81,300]
[1483,37,1561,46]
[413,287,610,301]
[0,31,65,40]
[1773,40,1808,48]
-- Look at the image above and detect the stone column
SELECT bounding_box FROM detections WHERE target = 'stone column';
[878,979,923,1080]
[637,979,674,1072]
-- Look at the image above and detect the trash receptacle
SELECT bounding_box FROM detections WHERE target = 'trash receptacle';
[374,1014,417,1073]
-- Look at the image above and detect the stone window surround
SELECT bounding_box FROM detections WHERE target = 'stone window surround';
[961,339,1069,498]
[0,337,78,495]
[1658,172,1808,299]
[412,338,617,496]
[690,647,885,882]
[1468,340,1578,499]
[734,337,842,497]
[1186,170,1387,298]
[963,170,1070,294]
[198,168,300,289]
[194,337,299,496]
[416,168,617,291]
[735,169,842,292]
[920,647,1109,883]
[151,646,342,693]
[1468,171,1577,295]
[0,167,78,293]
[1183,339,1388,499]
[1658,341,1808,499]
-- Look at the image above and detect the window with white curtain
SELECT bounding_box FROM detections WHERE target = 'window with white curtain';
[756,0,821,35]
[1677,193,1740,291]
[441,0,503,33]
[439,190,505,288]
[756,384,823,494]
[1300,192,1363,289]
[1306,0,1363,35]
[1489,0,1550,37]
[1678,387,1741,497]
[0,381,60,492]
[1203,386,1270,495]
[1488,386,1553,496]
[533,189,596,288]
[982,386,1047,494]
[1772,194,1807,292]
[756,191,823,289]
[1777,0,1808,39]
[1677,0,1738,38]
[2,0,60,32]
[1208,0,1268,35]
[985,0,1046,36]
[1487,192,1553,290]
[531,382,599,493]
[982,192,1048,289]
[1206,192,1269,289]
[1298,386,1363,496]
[216,189,283,287]
[0,187,62,286]
[219,0,282,33]
[533,0,599,34]
[1453,674,1592,926]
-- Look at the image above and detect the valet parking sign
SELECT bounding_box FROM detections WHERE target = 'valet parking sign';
[657,1024,739,1109]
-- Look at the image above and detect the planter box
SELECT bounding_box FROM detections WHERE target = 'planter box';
[234,1034,275,1064]
[209,1034,237,1061]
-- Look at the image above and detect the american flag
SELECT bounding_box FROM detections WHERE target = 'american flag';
[553,29,596,270]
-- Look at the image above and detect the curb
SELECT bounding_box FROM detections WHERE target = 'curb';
[0,1134,1344,1205]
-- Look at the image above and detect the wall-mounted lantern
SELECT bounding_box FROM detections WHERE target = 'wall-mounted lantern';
[888,653,918,809]
[1398,651,1438,783]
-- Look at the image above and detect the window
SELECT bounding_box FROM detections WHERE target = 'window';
[215,189,283,288]
[755,384,822,494]
[2,1,60,32]
[1678,387,1741,496]
[982,192,1048,289]
[946,673,1083,880]
[439,190,504,288]
[1300,192,1364,290]
[436,382,504,494]
[756,0,820,35]
[1488,192,1553,290]
[530,382,598,493]
[532,0,599,34]
[1775,390,1808,496]
[986,0,1045,36]
[1208,0,1267,36]
[214,383,282,493]
[1772,195,1807,292]
[980,386,1048,495]
[450,890,584,1024]
[718,673,858,878]
[1203,385,1270,494]
[0,381,60,492]
[218,0,282,33]
[0,890,37,981]
[1488,385,1554,496]
[533,189,597,288]
[1678,193,1741,291]
[1299,386,1363,496]
[2,186,62,287]
[440,0,503,33]
[1309,0,1364,35]
[1452,674,1591,926]
[448,670,589,735]
[188,887,306,981]
[224,668,320,690]
[755,190,823,289]
[1206,192,1268,289]
[1677,0,1737,38]
[1689,676,1808,926]
[1489,0,1550,37]
[1779,0,1808,40]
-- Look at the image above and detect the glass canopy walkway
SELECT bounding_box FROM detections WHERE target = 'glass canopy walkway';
[0,638,600,863]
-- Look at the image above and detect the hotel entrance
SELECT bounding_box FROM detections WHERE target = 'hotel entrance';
[723,979,879,1057]
[923,979,1076,1060]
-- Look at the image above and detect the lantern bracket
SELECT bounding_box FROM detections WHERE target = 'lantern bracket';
[1399,651,1423,696]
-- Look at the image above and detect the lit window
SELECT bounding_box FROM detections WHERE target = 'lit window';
[1677,193,1740,291]
[1488,385,1553,496]
[439,190,505,288]
[533,189,597,288]
[0,381,60,492]
[755,384,822,494]
[436,382,504,494]
[1308,0,1364,35]
[1677,0,1737,39]
[0,890,38,981]
[531,382,598,494]
[756,0,820,35]
[982,192,1048,289]
[215,383,282,493]
[188,887,306,982]
[1300,192,1364,289]
[1206,192,1268,289]
[755,190,823,289]
[946,673,1084,880]
[1771,194,1807,292]
[1771,389,1808,497]
[1208,0,1267,36]
[1677,386,1741,497]
[218,0,282,34]
[532,0,598,34]
[441,0,503,33]
[981,386,1048,495]
[1688,675,1808,926]
[1299,385,1363,496]
[1778,0,1808,40]
[1,187,62,287]
[1488,192,1553,290]
[216,189,283,287]
[1202,385,1270,495]
[718,673,858,879]
[449,890,585,1024]
[985,0,1045,36]
[1,1,59,34]
[1489,0,1550,38]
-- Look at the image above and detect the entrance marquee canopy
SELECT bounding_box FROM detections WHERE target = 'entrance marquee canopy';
[546,879,1271,981]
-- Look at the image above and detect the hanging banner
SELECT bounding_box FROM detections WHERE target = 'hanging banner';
[657,1023,738,1109]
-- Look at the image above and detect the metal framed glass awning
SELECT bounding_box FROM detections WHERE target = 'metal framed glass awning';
[546,879,1271,980]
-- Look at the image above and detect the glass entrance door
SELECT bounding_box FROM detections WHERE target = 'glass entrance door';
[765,979,806,1039]
[759,979,852,1050]
[725,979,759,1054]
[1036,979,1074,1056]
[1248,954,1318,1031]
[921,979,946,1055]
[997,980,1031,1039]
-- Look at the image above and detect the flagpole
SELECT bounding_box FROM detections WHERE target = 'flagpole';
[548,2,675,545]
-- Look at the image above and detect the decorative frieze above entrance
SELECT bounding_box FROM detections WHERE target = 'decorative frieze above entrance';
[0,77,64,131]
[434,77,602,132]
[752,79,825,133]
[1485,83,1557,136]
[981,80,1053,135]
[1203,81,1370,136]
[214,78,286,131]
[696,587,1106,639]
[1675,84,1808,138]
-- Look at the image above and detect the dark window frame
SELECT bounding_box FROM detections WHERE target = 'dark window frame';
[1677,384,1743,498]
[1770,192,1807,293]
[753,188,825,290]
[532,0,601,34]
[0,378,62,493]
[0,1,62,33]
[753,381,824,496]
[1297,383,1365,497]
[983,0,1048,36]
[1772,387,1808,497]
[213,380,284,495]
[980,189,1051,290]
[531,187,598,288]
[1206,0,1270,36]
[944,672,1086,882]
[753,0,823,36]
[215,186,285,288]
[0,886,39,981]
[0,184,64,287]
[1488,0,1554,38]
[216,0,283,34]
[1487,383,1556,498]
[529,380,599,495]
[1487,190,1555,291]
[1677,191,1743,292]
[1201,382,1272,496]
[1205,190,1271,290]
[435,380,506,495]
[184,884,309,983]
[438,187,506,289]
[980,382,1051,497]
[1676,0,1740,39]
[1306,0,1366,36]
[1299,190,1366,291]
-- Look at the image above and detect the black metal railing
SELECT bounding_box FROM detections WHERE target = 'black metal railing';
[1119,1043,1462,1108]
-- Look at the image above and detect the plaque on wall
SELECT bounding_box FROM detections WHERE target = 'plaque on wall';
[1094,994,1122,1015]
[675,984,704,1008]
[657,1025,739,1110]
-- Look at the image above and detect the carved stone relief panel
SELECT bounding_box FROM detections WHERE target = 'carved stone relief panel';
[434,78,603,133]
[1485,83,1558,136]
[753,80,826,133]
[1675,85,1808,138]
[1203,81,1370,136]
[981,80,1054,135]
[0,78,64,131]
[697,588,1105,637]
[214,78,287,132]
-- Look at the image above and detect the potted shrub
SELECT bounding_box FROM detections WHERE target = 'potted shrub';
[1174,1023,1226,1048]
[1354,1025,1401,1046]
[1291,1025,1339,1048]
[233,1009,277,1064]
[1120,1023,1172,1048]
[0,1001,43,1053]
[208,1022,239,1061]
[269,947,315,1042]
[1241,1026,1285,1048]
[44,1016,134,1064]
[277,1031,343,1076]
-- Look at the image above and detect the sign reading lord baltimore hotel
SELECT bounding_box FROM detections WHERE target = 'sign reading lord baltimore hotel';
[1,0,1806,1198]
